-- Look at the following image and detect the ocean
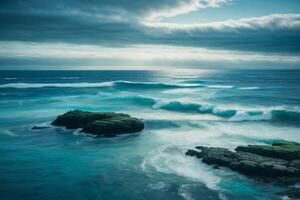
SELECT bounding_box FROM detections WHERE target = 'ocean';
[0,70,300,200]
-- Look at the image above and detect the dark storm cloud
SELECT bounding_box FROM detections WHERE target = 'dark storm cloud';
[0,0,201,19]
[0,13,145,46]
[0,0,299,53]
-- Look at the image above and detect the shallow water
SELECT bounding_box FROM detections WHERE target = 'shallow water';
[0,70,300,200]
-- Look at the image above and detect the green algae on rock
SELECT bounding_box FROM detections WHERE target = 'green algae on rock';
[235,142,300,161]
[51,110,144,137]
[186,142,300,199]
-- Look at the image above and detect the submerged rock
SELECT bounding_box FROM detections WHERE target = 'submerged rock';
[31,126,48,130]
[276,188,300,199]
[51,110,144,137]
[186,142,300,198]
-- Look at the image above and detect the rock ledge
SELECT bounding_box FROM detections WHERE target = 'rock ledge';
[186,142,300,199]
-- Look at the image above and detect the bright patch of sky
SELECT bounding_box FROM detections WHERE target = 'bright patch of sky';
[161,0,300,23]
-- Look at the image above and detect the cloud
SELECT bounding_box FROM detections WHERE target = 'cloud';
[1,9,299,53]
[0,0,299,70]
[146,0,230,20]
[143,14,300,30]
[0,42,299,69]
[142,14,300,52]
[0,0,229,20]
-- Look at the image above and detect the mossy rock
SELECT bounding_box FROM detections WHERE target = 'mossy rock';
[82,118,144,137]
[52,110,144,137]
[235,142,300,160]
[186,141,300,185]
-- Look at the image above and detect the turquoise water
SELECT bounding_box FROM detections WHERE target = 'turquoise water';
[1,70,300,200]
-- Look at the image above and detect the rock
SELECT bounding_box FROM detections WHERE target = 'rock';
[213,165,220,169]
[185,149,201,157]
[31,126,48,130]
[235,142,300,161]
[82,118,144,137]
[51,110,144,137]
[277,188,300,199]
[186,142,300,184]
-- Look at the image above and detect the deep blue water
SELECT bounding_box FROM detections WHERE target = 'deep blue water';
[0,70,300,200]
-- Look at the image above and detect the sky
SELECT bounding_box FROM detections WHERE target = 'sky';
[0,0,300,70]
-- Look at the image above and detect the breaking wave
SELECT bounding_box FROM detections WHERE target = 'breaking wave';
[0,80,202,89]
[113,81,202,89]
[153,100,300,124]
[107,95,300,124]
[238,87,260,90]
[0,80,241,91]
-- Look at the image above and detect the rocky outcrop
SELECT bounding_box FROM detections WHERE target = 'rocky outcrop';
[51,110,144,137]
[186,142,300,199]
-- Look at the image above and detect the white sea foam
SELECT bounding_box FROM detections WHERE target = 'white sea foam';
[61,77,80,79]
[238,87,260,90]
[72,129,96,137]
[115,80,201,87]
[198,103,214,112]
[30,122,51,130]
[205,85,234,89]
[178,184,195,200]
[1,129,18,137]
[151,100,168,109]
[4,77,17,80]
[142,145,221,190]
[228,111,272,122]
[148,181,169,191]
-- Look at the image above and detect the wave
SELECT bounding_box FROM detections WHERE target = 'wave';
[0,80,238,90]
[0,80,267,93]
[3,78,17,80]
[1,129,18,137]
[150,99,300,124]
[238,87,260,90]
[272,110,300,123]
[228,109,300,124]
[61,77,80,79]
[152,101,201,113]
[113,81,202,89]
[112,95,157,106]
[0,82,114,89]
[205,85,234,89]
[107,95,300,124]
[0,80,202,89]
[152,100,237,118]
[228,111,272,121]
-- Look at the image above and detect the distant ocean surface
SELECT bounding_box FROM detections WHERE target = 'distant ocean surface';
[1,70,300,200]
